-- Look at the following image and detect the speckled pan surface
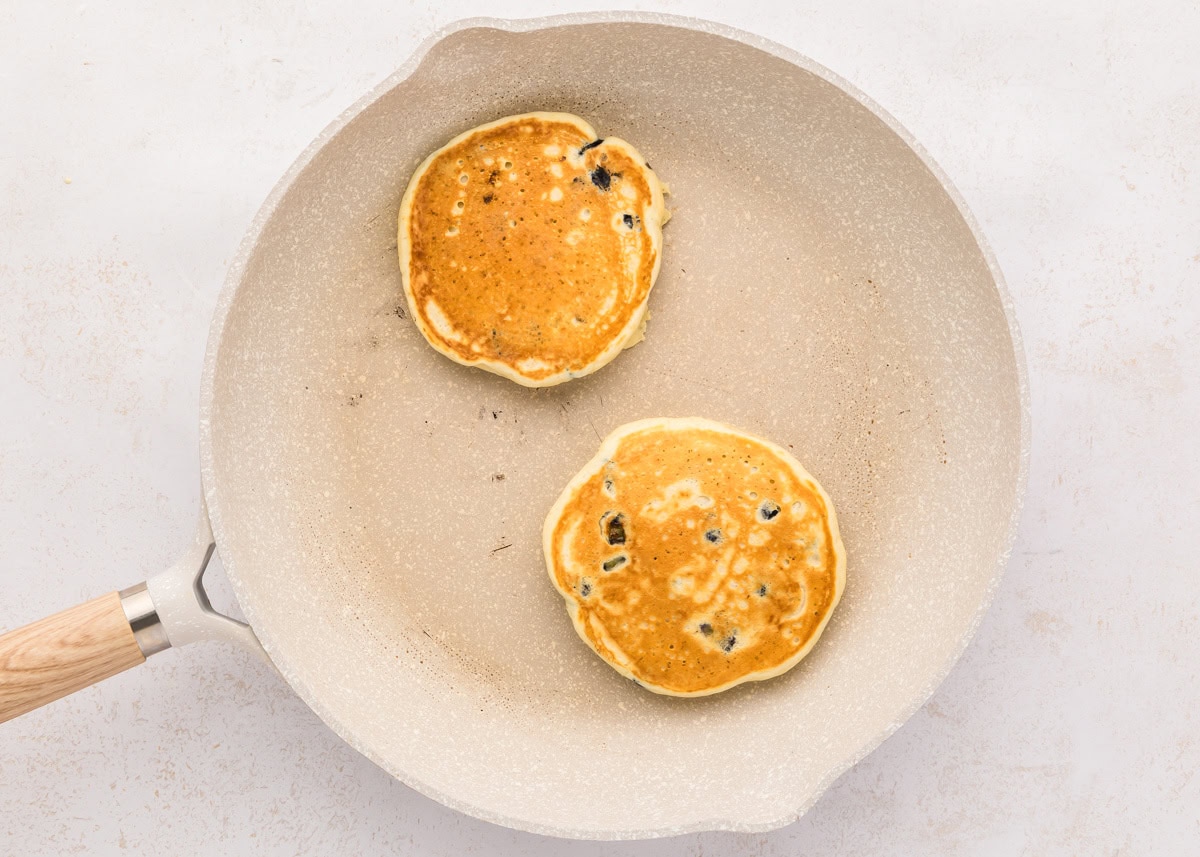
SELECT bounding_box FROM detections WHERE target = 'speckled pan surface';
[199,12,1030,840]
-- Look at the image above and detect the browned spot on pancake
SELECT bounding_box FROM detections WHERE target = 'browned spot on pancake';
[545,419,844,696]
[401,115,661,384]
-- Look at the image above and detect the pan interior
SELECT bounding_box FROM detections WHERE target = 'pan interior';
[205,20,1024,837]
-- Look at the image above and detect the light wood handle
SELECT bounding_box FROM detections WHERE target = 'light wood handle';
[0,592,145,723]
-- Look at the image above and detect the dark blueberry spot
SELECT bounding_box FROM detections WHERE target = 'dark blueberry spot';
[699,622,713,636]
[720,634,738,653]
[602,555,627,572]
[756,584,768,597]
[482,193,493,204]
[603,478,615,494]
[622,213,635,228]
[759,500,781,521]
[590,165,612,191]
[603,512,627,545]
[488,169,500,185]
[573,176,584,184]
[580,581,592,597]
[704,529,722,544]
[579,138,604,154]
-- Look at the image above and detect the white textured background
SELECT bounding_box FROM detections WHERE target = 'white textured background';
[2,1,1197,854]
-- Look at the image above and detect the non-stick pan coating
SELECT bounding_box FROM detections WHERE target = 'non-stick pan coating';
[201,15,1027,839]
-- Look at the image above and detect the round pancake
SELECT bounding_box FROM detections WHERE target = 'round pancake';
[397,112,667,387]
[543,418,846,697]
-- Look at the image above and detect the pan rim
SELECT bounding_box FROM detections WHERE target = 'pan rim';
[198,10,1032,840]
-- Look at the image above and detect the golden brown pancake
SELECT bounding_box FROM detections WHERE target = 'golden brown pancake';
[543,418,846,697]
[397,112,666,387]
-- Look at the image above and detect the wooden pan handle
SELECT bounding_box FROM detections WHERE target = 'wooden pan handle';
[0,592,146,724]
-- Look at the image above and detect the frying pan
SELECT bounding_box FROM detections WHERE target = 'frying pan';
[0,12,1029,839]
